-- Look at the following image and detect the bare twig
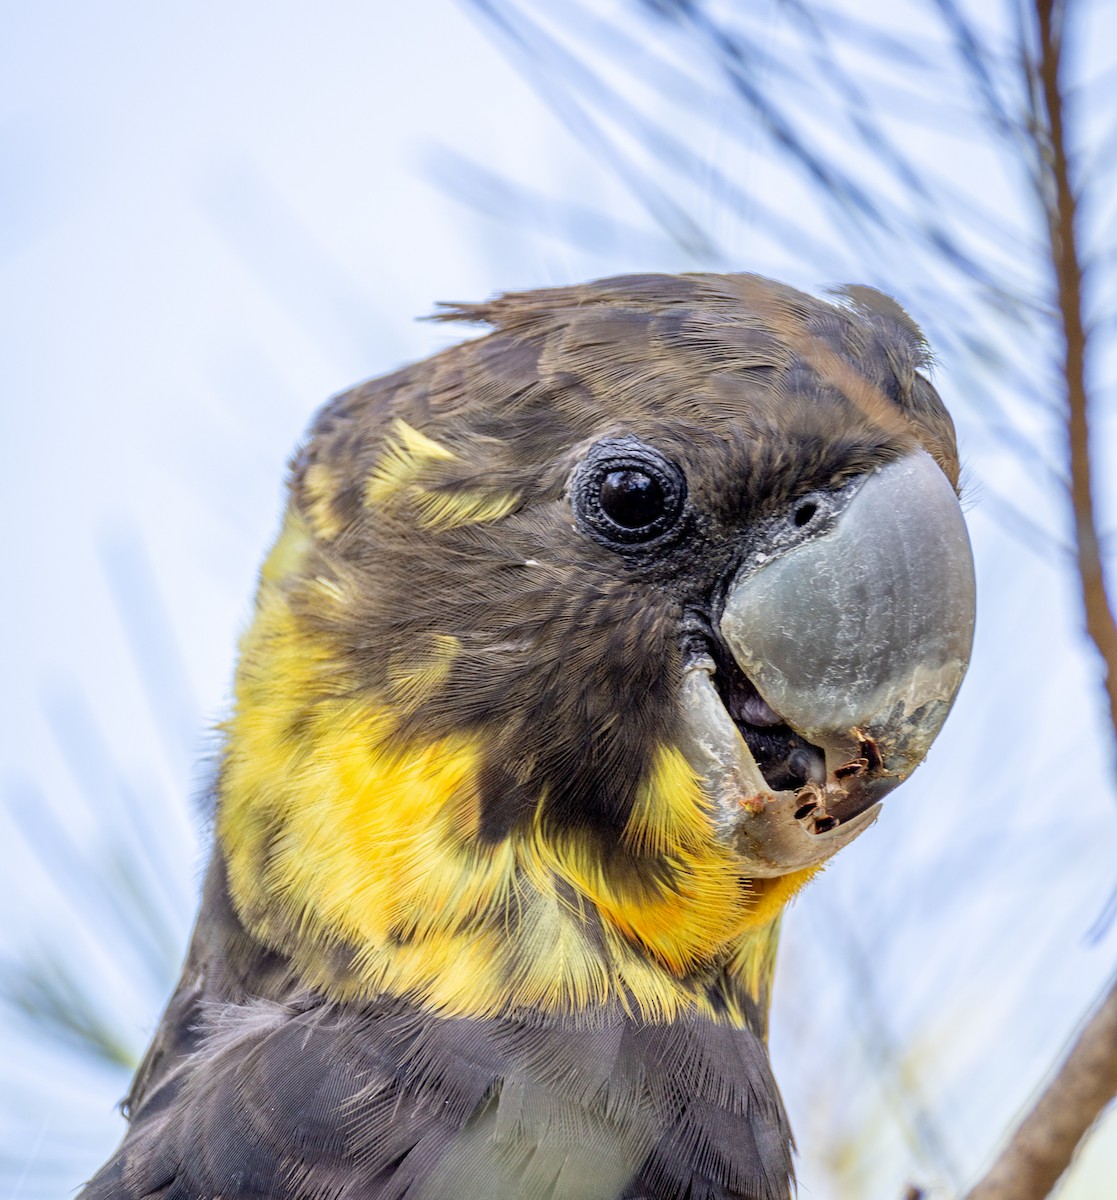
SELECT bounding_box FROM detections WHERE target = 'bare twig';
[955,4,1117,1193]
[960,973,1117,1200]
[1034,0,1117,745]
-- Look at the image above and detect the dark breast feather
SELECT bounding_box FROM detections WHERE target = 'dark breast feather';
[80,992,792,1200]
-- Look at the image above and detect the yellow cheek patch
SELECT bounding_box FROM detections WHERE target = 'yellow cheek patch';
[531,746,751,980]
[220,573,792,1023]
[221,633,519,998]
[538,830,743,980]
[363,417,519,530]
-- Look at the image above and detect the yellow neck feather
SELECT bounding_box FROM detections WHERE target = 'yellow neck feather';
[219,511,813,1023]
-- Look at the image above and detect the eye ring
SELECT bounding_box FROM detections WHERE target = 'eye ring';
[571,437,688,548]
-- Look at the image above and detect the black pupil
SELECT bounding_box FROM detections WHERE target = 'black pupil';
[599,469,664,529]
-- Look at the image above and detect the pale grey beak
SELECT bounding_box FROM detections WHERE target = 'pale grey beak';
[682,449,975,874]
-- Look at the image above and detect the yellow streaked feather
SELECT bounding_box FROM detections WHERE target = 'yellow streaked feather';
[364,418,458,508]
[725,916,783,1013]
[388,633,462,714]
[363,417,519,530]
[622,745,711,855]
[412,487,520,530]
[258,509,314,585]
[301,462,345,540]
[221,574,788,1024]
[740,866,819,930]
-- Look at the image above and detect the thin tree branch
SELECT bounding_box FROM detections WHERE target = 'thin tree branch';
[1035,0,1117,745]
[955,5,1117,1192]
[960,972,1117,1200]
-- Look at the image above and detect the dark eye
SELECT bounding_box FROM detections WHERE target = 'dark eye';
[599,469,664,529]
[572,437,687,548]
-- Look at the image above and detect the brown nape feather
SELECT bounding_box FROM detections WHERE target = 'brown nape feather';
[80,273,961,1200]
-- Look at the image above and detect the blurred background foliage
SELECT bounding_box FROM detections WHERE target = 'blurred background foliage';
[2,1,1116,1196]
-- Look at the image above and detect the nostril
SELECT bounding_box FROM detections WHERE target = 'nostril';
[793,501,817,527]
